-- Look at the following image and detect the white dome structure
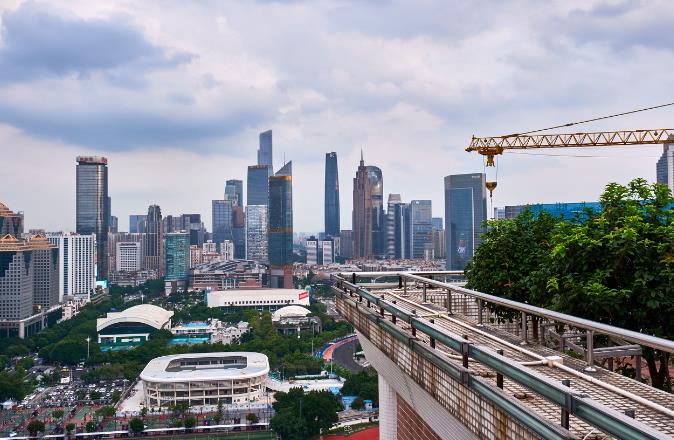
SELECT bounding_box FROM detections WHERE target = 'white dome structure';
[271,305,312,322]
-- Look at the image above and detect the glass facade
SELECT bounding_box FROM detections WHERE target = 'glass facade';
[144,205,164,276]
[245,205,268,264]
[445,173,487,270]
[366,165,385,258]
[76,156,108,280]
[657,142,674,193]
[225,179,244,206]
[247,165,271,206]
[258,129,273,168]
[129,215,146,233]
[324,152,340,237]
[528,202,601,221]
[269,162,293,287]
[212,200,234,251]
[409,200,432,259]
[165,232,189,282]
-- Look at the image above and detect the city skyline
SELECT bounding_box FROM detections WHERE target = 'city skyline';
[3,1,674,233]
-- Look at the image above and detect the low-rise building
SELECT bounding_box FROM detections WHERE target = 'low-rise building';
[190,259,266,290]
[170,319,250,345]
[271,305,321,336]
[206,288,310,312]
[97,304,173,351]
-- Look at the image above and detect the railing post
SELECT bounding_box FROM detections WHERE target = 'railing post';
[422,282,427,302]
[635,355,642,381]
[462,335,470,368]
[446,289,452,315]
[585,330,597,372]
[477,299,484,327]
[520,312,528,345]
[496,349,504,389]
[561,379,571,429]
[352,272,356,284]
[404,278,407,294]
[429,319,435,348]
[625,409,636,419]
[392,301,397,324]
[398,276,403,289]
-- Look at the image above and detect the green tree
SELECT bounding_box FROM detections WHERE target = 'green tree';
[85,421,96,433]
[184,416,197,429]
[96,406,116,418]
[465,210,559,332]
[66,423,76,435]
[215,400,223,424]
[111,390,122,403]
[246,412,259,424]
[27,420,45,437]
[53,409,65,420]
[350,397,364,410]
[129,417,144,434]
[271,388,340,438]
[140,407,148,418]
[547,179,674,391]
[340,368,379,406]
[270,410,308,440]
[89,390,102,401]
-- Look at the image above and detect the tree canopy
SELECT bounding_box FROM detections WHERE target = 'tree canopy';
[271,388,341,439]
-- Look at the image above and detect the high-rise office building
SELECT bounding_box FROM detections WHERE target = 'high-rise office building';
[325,152,340,237]
[212,199,234,250]
[144,205,164,277]
[431,217,444,231]
[385,194,402,259]
[220,240,235,261]
[258,130,273,168]
[27,236,60,310]
[444,173,487,270]
[268,162,293,288]
[0,236,36,321]
[366,165,385,258]
[109,216,118,233]
[493,207,506,220]
[225,179,244,206]
[129,215,146,233]
[189,245,203,268]
[47,233,96,301]
[393,203,410,259]
[353,153,373,259]
[656,141,674,193]
[247,165,271,206]
[232,206,246,259]
[409,200,433,259]
[116,242,142,272]
[432,229,446,259]
[165,232,189,287]
[321,239,334,265]
[306,236,318,265]
[180,214,204,247]
[76,156,108,280]
[245,205,269,264]
[340,230,353,259]
[0,202,24,237]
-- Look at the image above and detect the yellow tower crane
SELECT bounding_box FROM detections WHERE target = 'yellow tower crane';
[466,128,674,198]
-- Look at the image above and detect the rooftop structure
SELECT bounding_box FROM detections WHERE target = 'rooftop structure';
[190,259,266,290]
[97,304,173,350]
[271,305,320,336]
[206,288,309,311]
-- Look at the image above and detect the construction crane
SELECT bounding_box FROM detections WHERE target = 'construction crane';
[466,128,674,198]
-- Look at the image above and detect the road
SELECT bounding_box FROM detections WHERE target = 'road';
[331,338,365,373]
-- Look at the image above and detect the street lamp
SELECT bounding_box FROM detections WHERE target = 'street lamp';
[85,336,91,359]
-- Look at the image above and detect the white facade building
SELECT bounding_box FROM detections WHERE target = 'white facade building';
[207,288,310,311]
[140,352,269,408]
[321,240,334,265]
[171,319,250,345]
[306,238,318,265]
[245,205,268,264]
[116,241,142,272]
[220,240,235,261]
[189,245,203,268]
[47,233,96,301]
[203,240,217,254]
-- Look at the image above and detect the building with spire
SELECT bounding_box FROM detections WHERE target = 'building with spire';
[353,151,373,259]
[268,161,293,288]
[144,205,164,277]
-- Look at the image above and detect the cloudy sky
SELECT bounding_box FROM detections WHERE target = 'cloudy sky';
[2,0,674,233]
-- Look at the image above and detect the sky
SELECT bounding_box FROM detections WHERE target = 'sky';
[2,0,674,233]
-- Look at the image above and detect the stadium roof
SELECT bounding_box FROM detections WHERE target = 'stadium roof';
[139,352,269,382]
[96,304,173,332]
[272,305,312,321]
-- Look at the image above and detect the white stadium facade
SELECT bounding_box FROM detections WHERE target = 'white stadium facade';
[139,352,269,408]
[96,304,173,351]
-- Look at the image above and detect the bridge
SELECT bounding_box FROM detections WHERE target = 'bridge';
[331,271,674,440]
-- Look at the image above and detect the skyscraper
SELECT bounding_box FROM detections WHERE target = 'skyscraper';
[409,200,433,259]
[225,179,244,206]
[165,232,189,291]
[306,236,318,266]
[129,215,146,233]
[385,194,402,259]
[656,141,674,193]
[232,206,246,259]
[366,165,385,258]
[0,236,37,322]
[47,233,96,300]
[76,156,108,280]
[212,199,234,251]
[444,173,487,270]
[393,202,410,259]
[258,129,273,168]
[0,202,24,237]
[144,205,164,276]
[324,152,340,237]
[27,235,60,310]
[245,205,269,264]
[340,230,353,259]
[247,165,271,206]
[431,217,444,231]
[180,214,204,246]
[268,161,293,288]
[353,153,373,259]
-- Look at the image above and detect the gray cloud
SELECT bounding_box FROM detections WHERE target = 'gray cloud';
[0,2,192,82]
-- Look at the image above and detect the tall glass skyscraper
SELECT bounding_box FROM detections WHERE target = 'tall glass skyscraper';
[324,152,340,237]
[353,153,373,259]
[212,199,234,251]
[144,205,164,276]
[366,165,384,258]
[258,130,273,168]
[409,200,433,259]
[385,194,402,259]
[268,162,293,288]
[246,205,269,264]
[444,173,487,270]
[165,232,189,283]
[247,165,271,206]
[656,141,674,193]
[76,156,108,280]
[129,215,146,233]
[225,179,244,206]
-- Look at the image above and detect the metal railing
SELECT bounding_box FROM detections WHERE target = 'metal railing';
[332,272,673,440]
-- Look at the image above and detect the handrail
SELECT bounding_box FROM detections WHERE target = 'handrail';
[339,271,674,354]
[332,274,674,440]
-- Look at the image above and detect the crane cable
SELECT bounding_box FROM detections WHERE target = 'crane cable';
[506,100,674,137]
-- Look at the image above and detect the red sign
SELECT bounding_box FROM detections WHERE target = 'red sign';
[298,291,309,300]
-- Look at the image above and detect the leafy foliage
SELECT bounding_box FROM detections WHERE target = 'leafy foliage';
[271,388,341,439]
[129,417,144,433]
[340,367,378,406]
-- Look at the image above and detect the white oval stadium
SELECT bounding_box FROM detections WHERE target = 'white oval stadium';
[140,352,269,408]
